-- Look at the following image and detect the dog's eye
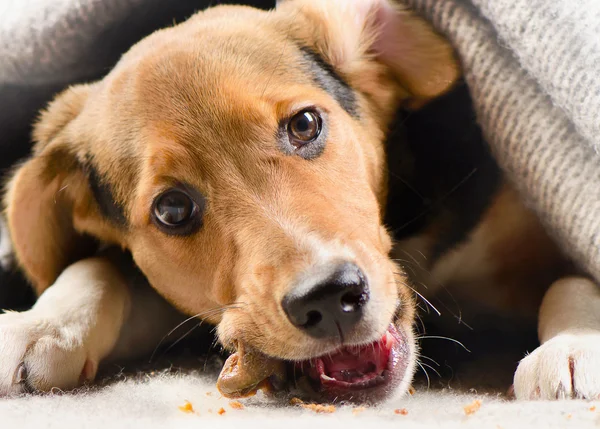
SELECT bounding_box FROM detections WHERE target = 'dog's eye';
[152,188,203,235]
[287,110,322,147]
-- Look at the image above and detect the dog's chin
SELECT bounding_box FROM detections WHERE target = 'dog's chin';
[288,323,413,404]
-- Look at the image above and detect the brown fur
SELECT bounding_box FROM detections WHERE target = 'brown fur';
[3,1,458,364]
[399,184,570,319]
[3,0,593,403]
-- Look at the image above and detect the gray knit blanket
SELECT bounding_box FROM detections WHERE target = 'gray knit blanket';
[1,0,599,284]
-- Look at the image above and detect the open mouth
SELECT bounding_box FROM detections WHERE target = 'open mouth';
[216,324,411,404]
[292,324,410,403]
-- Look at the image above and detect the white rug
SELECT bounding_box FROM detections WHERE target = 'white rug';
[1,369,598,428]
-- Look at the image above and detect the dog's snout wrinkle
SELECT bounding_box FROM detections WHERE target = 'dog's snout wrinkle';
[282,262,369,340]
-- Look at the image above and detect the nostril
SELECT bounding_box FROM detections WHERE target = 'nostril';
[303,310,323,328]
[282,262,369,338]
[340,290,368,313]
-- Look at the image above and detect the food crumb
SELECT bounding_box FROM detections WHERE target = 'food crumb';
[178,400,194,414]
[394,408,408,415]
[302,403,336,414]
[206,392,212,397]
[218,407,226,415]
[463,399,482,416]
[229,401,245,410]
[352,407,366,415]
[590,406,597,411]
[408,386,416,395]
[290,397,305,405]
[289,398,335,414]
[566,414,572,419]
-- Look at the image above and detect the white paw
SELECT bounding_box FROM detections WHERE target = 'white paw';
[0,311,96,396]
[514,333,600,400]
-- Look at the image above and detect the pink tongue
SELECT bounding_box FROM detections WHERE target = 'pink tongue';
[323,340,389,378]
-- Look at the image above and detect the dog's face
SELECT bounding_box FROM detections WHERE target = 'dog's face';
[5,0,458,402]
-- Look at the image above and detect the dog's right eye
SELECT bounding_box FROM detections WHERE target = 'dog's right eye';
[152,187,204,235]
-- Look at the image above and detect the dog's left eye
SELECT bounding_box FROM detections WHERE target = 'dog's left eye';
[287,110,322,147]
[152,187,203,235]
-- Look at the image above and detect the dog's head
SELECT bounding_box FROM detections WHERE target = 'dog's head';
[5,0,458,402]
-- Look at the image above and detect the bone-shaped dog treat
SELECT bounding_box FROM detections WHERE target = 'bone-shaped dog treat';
[216,343,286,398]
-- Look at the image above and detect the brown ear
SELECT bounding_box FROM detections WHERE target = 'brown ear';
[3,85,98,294]
[279,0,460,105]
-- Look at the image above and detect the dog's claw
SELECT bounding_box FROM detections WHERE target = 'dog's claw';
[14,363,27,384]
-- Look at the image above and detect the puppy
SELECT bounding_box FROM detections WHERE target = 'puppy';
[1,0,599,403]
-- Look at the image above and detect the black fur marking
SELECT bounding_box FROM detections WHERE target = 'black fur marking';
[385,82,502,263]
[299,46,358,118]
[86,164,127,227]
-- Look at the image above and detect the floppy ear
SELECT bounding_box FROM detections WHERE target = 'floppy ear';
[278,0,459,105]
[3,85,100,294]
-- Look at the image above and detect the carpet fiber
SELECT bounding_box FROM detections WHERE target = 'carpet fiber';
[1,370,598,428]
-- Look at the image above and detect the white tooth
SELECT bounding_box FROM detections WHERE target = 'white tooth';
[320,374,336,381]
[384,332,392,347]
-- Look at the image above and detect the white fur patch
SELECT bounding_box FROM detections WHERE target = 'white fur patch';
[514,333,600,400]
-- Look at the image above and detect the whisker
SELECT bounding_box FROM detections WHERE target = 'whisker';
[419,361,441,378]
[406,284,441,316]
[416,335,471,353]
[398,263,418,278]
[418,354,441,367]
[149,304,244,363]
[430,284,473,330]
[391,258,416,267]
[414,312,426,335]
[398,249,423,269]
[416,361,431,389]
[393,264,470,329]
[415,281,473,331]
[156,322,204,362]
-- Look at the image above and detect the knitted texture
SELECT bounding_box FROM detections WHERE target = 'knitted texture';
[404,0,600,282]
[0,0,142,84]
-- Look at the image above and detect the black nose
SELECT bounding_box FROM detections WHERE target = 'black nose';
[282,262,369,339]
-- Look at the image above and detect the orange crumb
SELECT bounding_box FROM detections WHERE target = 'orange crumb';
[566,414,572,419]
[178,401,194,414]
[394,408,408,415]
[290,397,305,405]
[206,392,212,397]
[229,401,245,410]
[408,386,416,395]
[289,397,335,413]
[218,407,226,415]
[463,399,482,416]
[301,403,336,413]
[352,407,366,415]
[590,406,597,411]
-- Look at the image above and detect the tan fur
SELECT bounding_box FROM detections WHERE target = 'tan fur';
[3,0,594,401]
[429,185,568,317]
[2,0,455,367]
[395,184,570,320]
